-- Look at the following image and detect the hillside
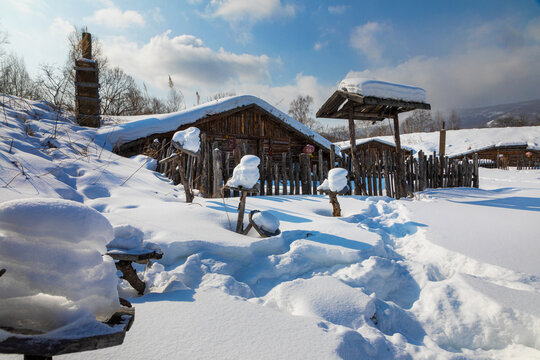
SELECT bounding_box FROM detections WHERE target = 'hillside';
[454,98,540,128]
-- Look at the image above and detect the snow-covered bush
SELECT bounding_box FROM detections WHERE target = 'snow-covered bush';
[0,198,120,332]
[172,127,200,153]
[226,155,260,189]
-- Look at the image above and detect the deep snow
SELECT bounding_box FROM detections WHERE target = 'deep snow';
[0,95,539,359]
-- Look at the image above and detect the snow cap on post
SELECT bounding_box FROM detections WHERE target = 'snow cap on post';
[172,127,200,153]
[226,155,260,189]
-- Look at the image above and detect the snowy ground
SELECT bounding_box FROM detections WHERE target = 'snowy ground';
[0,96,539,359]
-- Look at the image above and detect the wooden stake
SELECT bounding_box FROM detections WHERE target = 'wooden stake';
[236,192,248,233]
[348,108,362,195]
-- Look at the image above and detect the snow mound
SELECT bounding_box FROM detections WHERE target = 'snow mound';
[252,211,280,233]
[226,155,260,189]
[262,276,376,329]
[107,224,144,250]
[0,198,119,332]
[172,127,200,153]
[0,198,113,251]
[130,154,157,171]
[339,78,426,103]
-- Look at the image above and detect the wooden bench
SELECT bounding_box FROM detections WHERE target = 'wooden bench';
[106,249,163,295]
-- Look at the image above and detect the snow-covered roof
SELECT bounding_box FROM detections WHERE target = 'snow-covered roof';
[338,137,414,153]
[335,126,540,157]
[338,78,427,103]
[96,95,339,155]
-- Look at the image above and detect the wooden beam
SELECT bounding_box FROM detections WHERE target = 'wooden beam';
[392,114,404,199]
[348,106,362,195]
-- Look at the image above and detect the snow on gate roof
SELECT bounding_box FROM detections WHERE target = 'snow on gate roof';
[334,126,540,157]
[95,95,340,155]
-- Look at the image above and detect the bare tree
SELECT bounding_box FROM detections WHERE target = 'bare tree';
[434,111,445,130]
[165,75,185,112]
[206,91,236,102]
[36,64,71,107]
[402,110,434,133]
[288,95,316,129]
[488,114,529,128]
[0,54,40,99]
[448,110,461,129]
[0,27,7,58]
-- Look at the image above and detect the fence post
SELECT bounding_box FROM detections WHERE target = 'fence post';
[299,153,311,195]
[212,148,222,198]
[473,153,479,188]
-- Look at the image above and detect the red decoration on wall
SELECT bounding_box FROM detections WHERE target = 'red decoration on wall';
[302,144,315,154]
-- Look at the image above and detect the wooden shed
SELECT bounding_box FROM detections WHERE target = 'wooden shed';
[339,138,413,158]
[99,96,338,197]
[110,96,336,163]
[449,145,540,169]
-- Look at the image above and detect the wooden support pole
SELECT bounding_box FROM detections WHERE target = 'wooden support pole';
[178,155,193,203]
[235,192,248,233]
[212,148,222,198]
[328,192,341,217]
[439,121,446,157]
[347,108,362,195]
[330,144,336,169]
[392,114,405,199]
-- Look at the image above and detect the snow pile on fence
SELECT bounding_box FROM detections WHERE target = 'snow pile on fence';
[252,211,280,233]
[0,198,119,332]
[318,168,348,192]
[339,78,427,103]
[172,127,200,153]
[226,155,260,189]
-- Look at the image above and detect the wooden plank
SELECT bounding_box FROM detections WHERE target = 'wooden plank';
[392,114,404,199]
[330,144,336,169]
[473,153,479,188]
[75,82,99,88]
[266,155,273,195]
[282,153,288,195]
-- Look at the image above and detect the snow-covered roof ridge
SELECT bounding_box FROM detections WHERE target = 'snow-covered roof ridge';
[96,95,339,155]
[335,126,540,157]
[339,78,427,103]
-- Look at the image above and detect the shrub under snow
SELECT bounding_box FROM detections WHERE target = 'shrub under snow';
[318,168,348,193]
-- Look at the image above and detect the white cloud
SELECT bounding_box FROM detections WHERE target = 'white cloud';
[49,17,75,41]
[103,31,271,90]
[207,0,294,23]
[313,41,327,51]
[350,22,390,63]
[328,5,348,15]
[203,0,294,42]
[84,7,145,29]
[346,38,540,110]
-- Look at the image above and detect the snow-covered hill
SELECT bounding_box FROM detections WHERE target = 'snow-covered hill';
[1,95,539,359]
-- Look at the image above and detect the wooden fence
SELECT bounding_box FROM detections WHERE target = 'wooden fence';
[153,137,479,199]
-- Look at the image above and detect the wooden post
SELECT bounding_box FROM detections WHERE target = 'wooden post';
[288,150,294,195]
[274,163,280,195]
[318,149,324,180]
[178,155,193,203]
[212,148,222,198]
[439,121,446,157]
[328,192,341,216]
[299,153,310,194]
[235,192,248,233]
[392,114,404,199]
[330,144,336,169]
[347,108,362,195]
[473,153,479,188]
[266,155,273,195]
[282,153,288,195]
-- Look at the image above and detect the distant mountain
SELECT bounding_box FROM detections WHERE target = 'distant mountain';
[454,99,540,129]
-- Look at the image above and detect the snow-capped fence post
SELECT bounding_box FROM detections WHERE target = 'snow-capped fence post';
[224,155,261,234]
[318,168,349,216]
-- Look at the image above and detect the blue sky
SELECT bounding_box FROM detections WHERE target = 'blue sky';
[1,0,540,122]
